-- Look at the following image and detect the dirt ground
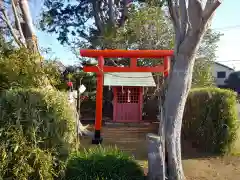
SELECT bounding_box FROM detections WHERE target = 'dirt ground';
[183,156,240,180]
[80,125,240,180]
[182,130,240,180]
[183,140,240,180]
[139,140,240,180]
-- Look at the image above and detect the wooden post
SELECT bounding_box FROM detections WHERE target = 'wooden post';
[163,56,170,177]
[92,56,104,144]
[113,87,117,122]
[139,87,143,121]
[163,56,170,77]
[131,58,137,68]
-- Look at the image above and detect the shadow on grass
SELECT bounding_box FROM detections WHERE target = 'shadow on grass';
[181,140,219,160]
[80,136,221,162]
[80,136,149,161]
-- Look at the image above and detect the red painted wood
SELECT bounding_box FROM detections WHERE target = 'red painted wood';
[95,56,104,130]
[139,87,143,121]
[83,66,164,72]
[113,87,117,122]
[163,56,170,77]
[80,49,174,58]
[115,87,140,122]
[131,58,137,68]
[115,103,139,122]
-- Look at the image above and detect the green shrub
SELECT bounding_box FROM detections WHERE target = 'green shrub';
[64,146,144,180]
[183,87,239,154]
[0,88,76,179]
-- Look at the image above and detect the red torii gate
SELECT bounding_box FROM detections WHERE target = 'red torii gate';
[80,49,174,144]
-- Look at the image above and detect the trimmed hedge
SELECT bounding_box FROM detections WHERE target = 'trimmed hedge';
[64,146,145,180]
[0,88,76,179]
[183,87,239,154]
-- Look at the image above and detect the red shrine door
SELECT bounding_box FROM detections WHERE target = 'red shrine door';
[113,87,142,122]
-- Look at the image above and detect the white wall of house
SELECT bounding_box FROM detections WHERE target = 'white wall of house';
[210,62,234,86]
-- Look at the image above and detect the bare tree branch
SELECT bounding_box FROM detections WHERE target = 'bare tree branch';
[108,0,115,26]
[0,1,22,46]
[19,0,35,38]
[167,0,180,31]
[19,0,41,54]
[179,0,189,41]
[167,0,181,53]
[188,0,203,31]
[11,0,26,47]
[203,0,221,23]
[92,0,104,33]
[119,0,128,27]
[99,1,106,25]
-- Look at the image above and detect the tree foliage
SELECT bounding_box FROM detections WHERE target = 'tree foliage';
[197,29,222,60]
[0,47,61,91]
[192,59,215,88]
[40,0,135,46]
[60,64,96,95]
[0,33,14,56]
[40,1,221,61]
[103,6,174,50]
[102,5,220,86]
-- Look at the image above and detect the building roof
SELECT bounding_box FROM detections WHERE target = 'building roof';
[195,59,234,71]
[104,72,156,87]
[214,62,234,71]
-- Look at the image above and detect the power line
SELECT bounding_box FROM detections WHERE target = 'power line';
[218,60,240,62]
[94,59,240,79]
[213,25,240,31]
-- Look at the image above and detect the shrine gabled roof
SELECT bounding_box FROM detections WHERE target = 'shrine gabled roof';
[104,72,156,87]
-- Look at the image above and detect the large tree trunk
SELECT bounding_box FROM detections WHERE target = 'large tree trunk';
[18,0,54,89]
[164,53,195,180]
[11,0,26,46]
[150,1,222,180]
[0,0,23,46]
[19,0,39,53]
[164,19,212,179]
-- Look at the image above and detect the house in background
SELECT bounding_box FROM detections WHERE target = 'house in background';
[210,62,234,87]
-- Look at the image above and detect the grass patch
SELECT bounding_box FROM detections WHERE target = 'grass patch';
[230,126,240,156]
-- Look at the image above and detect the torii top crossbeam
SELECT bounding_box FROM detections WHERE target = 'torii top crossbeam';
[80,49,174,58]
[81,49,174,73]
[80,49,173,144]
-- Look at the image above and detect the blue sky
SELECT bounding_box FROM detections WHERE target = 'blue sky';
[32,1,240,69]
[211,0,240,70]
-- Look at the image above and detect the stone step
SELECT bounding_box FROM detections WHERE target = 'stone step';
[85,124,158,147]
